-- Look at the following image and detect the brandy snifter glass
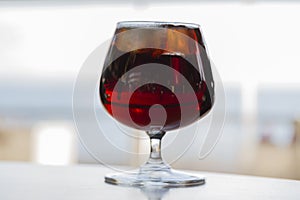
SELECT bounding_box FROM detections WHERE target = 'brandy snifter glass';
[99,21,214,187]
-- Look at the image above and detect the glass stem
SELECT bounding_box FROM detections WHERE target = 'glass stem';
[149,135,163,164]
[140,130,170,173]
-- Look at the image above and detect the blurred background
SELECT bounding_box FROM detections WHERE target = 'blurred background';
[0,0,300,180]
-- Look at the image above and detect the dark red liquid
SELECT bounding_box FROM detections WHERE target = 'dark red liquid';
[100,27,214,131]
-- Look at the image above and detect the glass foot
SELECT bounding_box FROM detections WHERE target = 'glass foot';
[105,168,205,187]
[105,131,205,187]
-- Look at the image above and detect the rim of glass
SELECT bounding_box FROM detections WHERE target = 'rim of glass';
[117,21,200,29]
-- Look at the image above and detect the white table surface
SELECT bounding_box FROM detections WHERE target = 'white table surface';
[0,162,300,200]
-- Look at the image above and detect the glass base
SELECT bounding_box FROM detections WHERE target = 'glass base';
[105,167,205,187]
[105,131,205,187]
